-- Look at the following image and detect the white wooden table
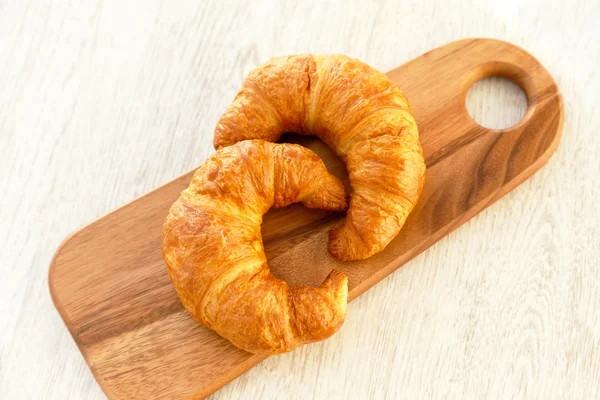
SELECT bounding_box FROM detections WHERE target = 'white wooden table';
[1,1,599,398]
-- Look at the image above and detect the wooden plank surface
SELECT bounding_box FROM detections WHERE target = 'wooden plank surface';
[2,1,599,399]
[48,38,563,399]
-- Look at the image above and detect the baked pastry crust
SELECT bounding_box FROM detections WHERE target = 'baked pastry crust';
[162,140,349,354]
[214,54,426,260]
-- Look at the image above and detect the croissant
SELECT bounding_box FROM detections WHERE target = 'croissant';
[162,140,349,355]
[214,54,426,260]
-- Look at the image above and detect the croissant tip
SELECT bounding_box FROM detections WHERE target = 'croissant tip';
[328,226,375,261]
[325,268,348,285]
[327,227,348,260]
[333,196,349,212]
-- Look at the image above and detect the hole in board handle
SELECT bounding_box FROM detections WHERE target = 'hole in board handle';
[465,76,528,130]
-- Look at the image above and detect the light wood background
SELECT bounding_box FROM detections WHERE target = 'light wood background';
[1,0,599,399]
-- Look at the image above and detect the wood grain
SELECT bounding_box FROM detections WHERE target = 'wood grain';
[47,39,563,399]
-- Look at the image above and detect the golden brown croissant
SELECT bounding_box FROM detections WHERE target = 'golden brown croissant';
[214,54,426,260]
[162,140,349,355]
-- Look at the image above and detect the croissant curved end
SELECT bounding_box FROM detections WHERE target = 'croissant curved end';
[328,225,372,261]
[285,269,348,350]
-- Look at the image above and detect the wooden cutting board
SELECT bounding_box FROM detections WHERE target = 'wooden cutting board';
[49,38,563,399]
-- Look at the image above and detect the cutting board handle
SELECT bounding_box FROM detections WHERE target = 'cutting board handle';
[459,42,559,135]
[388,39,562,183]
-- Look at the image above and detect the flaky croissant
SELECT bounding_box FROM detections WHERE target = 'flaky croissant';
[162,140,349,355]
[214,54,426,260]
